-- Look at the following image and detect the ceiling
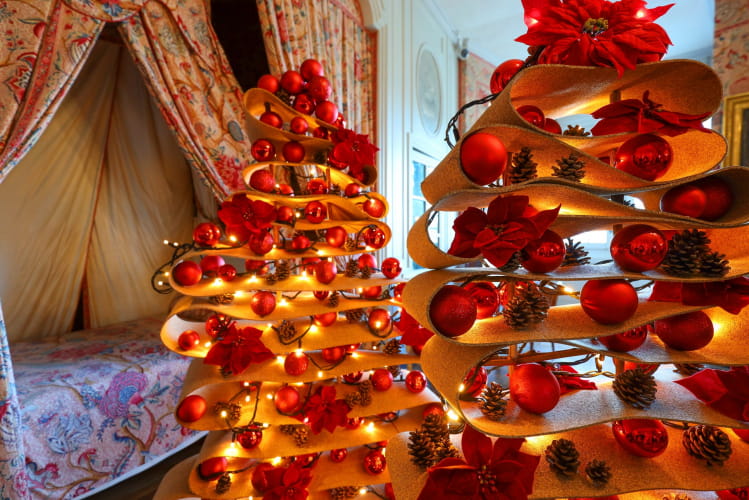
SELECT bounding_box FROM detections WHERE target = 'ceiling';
[428,0,716,66]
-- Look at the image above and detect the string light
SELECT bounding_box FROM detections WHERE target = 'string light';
[458,383,465,393]
[204,341,212,348]
[271,456,282,465]
[447,409,460,421]
[220,410,228,418]
[358,488,367,495]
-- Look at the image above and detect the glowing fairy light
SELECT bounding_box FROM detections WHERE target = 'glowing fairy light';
[163,240,169,245]
[271,456,282,465]
[279,299,288,306]
[317,371,324,378]
[204,341,212,348]
[458,384,465,393]
[277,356,285,363]
[220,410,228,418]
[366,422,375,432]
[447,409,460,421]
[229,235,238,243]
[245,395,251,403]
[359,488,367,495]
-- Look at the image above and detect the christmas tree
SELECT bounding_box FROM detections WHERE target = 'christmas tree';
[153,59,439,500]
[389,1,749,499]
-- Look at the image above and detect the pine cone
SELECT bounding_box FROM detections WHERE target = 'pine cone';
[293,426,310,447]
[275,260,290,280]
[344,236,358,251]
[383,338,401,355]
[277,320,297,342]
[279,424,296,435]
[359,265,373,279]
[313,150,328,165]
[545,438,580,476]
[328,486,360,499]
[327,291,340,307]
[674,363,704,376]
[499,251,522,272]
[359,391,373,406]
[699,251,730,277]
[661,229,711,276]
[562,237,591,266]
[216,473,232,494]
[509,147,538,184]
[329,184,342,195]
[344,391,362,407]
[214,402,241,423]
[358,379,372,394]
[345,260,360,277]
[682,425,732,466]
[477,382,508,421]
[388,365,402,377]
[585,459,611,486]
[562,124,590,136]
[408,429,436,468]
[433,438,460,462]
[209,293,235,305]
[422,413,450,443]
[613,368,657,409]
[552,153,586,182]
[345,309,366,323]
[503,287,550,329]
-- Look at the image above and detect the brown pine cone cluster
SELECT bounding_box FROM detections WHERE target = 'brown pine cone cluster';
[477,382,508,421]
[503,286,550,329]
[545,438,580,476]
[407,413,459,468]
[509,146,538,184]
[682,424,732,466]
[328,486,360,499]
[552,153,586,182]
[661,229,729,277]
[613,368,657,409]
[562,237,591,266]
[585,459,611,486]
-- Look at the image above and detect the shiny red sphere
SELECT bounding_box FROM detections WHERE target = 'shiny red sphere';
[363,198,386,217]
[205,313,231,338]
[249,169,276,192]
[300,58,324,80]
[392,282,406,302]
[250,291,276,317]
[542,117,562,134]
[460,132,507,185]
[315,100,339,124]
[422,402,445,419]
[344,183,361,197]
[290,116,309,135]
[371,368,394,391]
[509,363,561,414]
[654,310,714,350]
[660,184,707,218]
[282,141,305,162]
[405,370,427,393]
[313,127,330,139]
[363,449,387,475]
[361,226,386,249]
[178,330,200,351]
[489,59,524,94]
[313,290,329,301]
[462,366,488,398]
[345,417,363,429]
[612,419,669,458]
[321,346,347,363]
[293,93,316,114]
[329,448,348,462]
[304,200,327,223]
[357,253,377,270]
[306,178,328,194]
[614,133,673,181]
[580,279,638,324]
[516,105,545,127]
[260,110,283,128]
[193,222,221,247]
[314,260,337,284]
[284,352,309,376]
[249,231,274,255]
[251,138,275,162]
[361,285,383,299]
[325,226,348,248]
[274,385,301,413]
[429,285,477,337]
[237,428,263,449]
[280,70,304,94]
[464,281,499,319]
[343,371,363,383]
[610,224,668,272]
[291,234,311,251]
[245,259,268,274]
[307,75,332,101]
[198,457,228,480]
[257,74,280,93]
[313,311,338,327]
[381,257,402,278]
[368,308,392,334]
[277,205,295,223]
[521,229,565,273]
[277,183,295,195]
[733,428,749,443]
[200,255,225,276]
[218,264,237,281]
[694,176,733,221]
[598,324,650,352]
[173,260,202,286]
[251,462,275,492]
[176,394,207,422]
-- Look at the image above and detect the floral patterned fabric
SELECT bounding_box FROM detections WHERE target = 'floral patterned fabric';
[6,317,198,500]
[714,0,749,97]
[458,54,495,134]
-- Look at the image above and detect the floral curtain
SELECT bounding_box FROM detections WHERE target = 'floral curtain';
[458,53,495,134]
[256,0,376,138]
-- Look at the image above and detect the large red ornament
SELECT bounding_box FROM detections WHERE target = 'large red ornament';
[282,141,305,162]
[361,227,386,249]
[428,285,477,337]
[291,234,312,251]
[277,205,295,223]
[251,291,276,317]
[277,183,295,195]
[542,117,562,134]
[280,70,304,94]
[580,279,638,324]
[321,346,346,363]
[611,419,669,458]
[327,448,348,464]
[610,224,668,272]
[176,395,207,422]
[357,253,377,270]
[198,457,228,481]
[344,183,361,197]
[274,385,301,414]
[293,93,316,115]
[257,74,280,93]
[260,109,283,128]
[463,281,499,319]
[237,428,263,449]
[462,366,488,398]
[405,370,427,393]
[367,308,392,334]
[200,255,225,276]
[422,403,445,419]
[459,132,507,185]
[193,222,221,247]
[490,59,524,94]
[219,264,236,281]
[205,313,231,338]
[307,75,332,101]
[520,229,565,273]
[660,184,707,218]
[598,324,650,352]
[315,100,339,124]
[251,139,275,162]
[314,260,337,284]
[304,200,327,223]
[177,330,200,351]
[306,178,328,195]
[695,176,733,221]
[284,352,309,376]
[313,312,337,327]
[363,198,386,218]
[371,368,394,391]
[381,257,402,278]
[250,169,276,193]
[172,261,202,286]
[325,226,347,248]
[516,105,545,127]
[509,363,561,414]
[249,231,274,255]
[654,310,714,350]
[300,58,324,80]
[613,133,673,181]
[363,449,387,475]
[362,285,384,300]
[290,116,309,135]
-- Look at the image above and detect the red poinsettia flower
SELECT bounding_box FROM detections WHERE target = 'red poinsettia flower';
[296,385,351,434]
[447,195,560,268]
[204,325,274,375]
[717,487,749,500]
[395,310,435,348]
[675,366,749,422]
[218,194,277,243]
[257,463,313,500]
[328,127,379,178]
[648,277,749,315]
[516,0,673,76]
[590,90,711,136]
[418,425,540,500]
[549,364,597,394]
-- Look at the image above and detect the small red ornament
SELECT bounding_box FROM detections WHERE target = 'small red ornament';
[371,368,394,391]
[392,282,406,302]
[176,394,207,422]
[654,310,714,350]
[291,234,312,251]
[610,224,668,272]
[345,417,364,429]
[172,261,202,286]
[250,169,276,192]
[346,343,360,353]
[325,226,347,248]
[462,366,488,398]
[490,59,524,94]
[343,371,363,383]
[300,58,324,80]
[307,75,332,101]
[344,183,361,197]
[321,346,346,363]
[623,361,659,376]
[463,281,499,319]
[580,279,638,324]
[428,285,477,337]
[205,313,231,338]
[694,176,733,221]
[363,449,387,475]
[660,184,707,218]
[257,74,280,93]
[282,141,305,162]
[237,428,263,449]
[193,222,221,247]
[422,402,445,419]
[313,127,329,139]
[245,259,268,274]
[304,200,327,223]
[290,116,309,135]
[357,253,377,270]
[313,290,329,301]
[521,229,565,273]
[611,419,669,458]
[334,112,346,128]
[277,205,295,223]
[280,70,304,94]
[260,109,283,128]
[251,291,276,317]
[361,227,386,249]
[363,198,386,218]
[178,330,200,350]
[613,133,673,181]
[293,93,316,115]
[516,105,545,127]
[249,231,274,255]
[733,428,749,443]
[302,257,321,274]
[277,183,295,195]
[284,352,309,376]
[405,370,427,393]
[361,285,383,299]
[542,117,562,134]
[306,178,328,195]
[329,448,348,462]
[198,456,228,481]
[315,100,339,124]
[459,132,507,186]
[251,139,275,162]
[293,452,318,467]
[218,264,237,281]
[274,385,301,414]
[200,255,225,276]
[314,260,337,284]
[313,312,338,327]
[381,257,402,278]
[509,363,561,414]
[367,308,392,334]
[598,324,650,352]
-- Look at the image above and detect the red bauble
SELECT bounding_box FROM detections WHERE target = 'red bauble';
[611,419,669,458]
[509,363,561,414]
[542,117,562,134]
[613,133,673,181]
[280,70,304,94]
[321,346,346,363]
[405,370,427,393]
[282,141,305,162]
[278,183,295,195]
[329,448,348,462]
[277,205,295,223]
[459,132,507,186]
[200,255,225,276]
[598,324,650,352]
[237,428,263,450]
[177,330,200,351]
[422,402,445,419]
[623,361,659,376]
[463,282,499,319]
[260,110,283,128]
[733,428,749,443]
[176,394,207,422]
[357,253,377,270]
[274,385,301,413]
[173,261,202,286]
[381,257,402,278]
[610,224,668,272]
[344,183,361,197]
[257,74,280,93]
[302,257,321,274]
[205,313,231,338]
[363,450,387,475]
[249,231,274,255]
[363,198,386,218]
[245,259,268,274]
[314,260,337,284]
[345,417,364,429]
[292,233,312,251]
[315,100,339,124]
[290,116,309,135]
[362,285,382,299]
[293,93,316,115]
[490,59,524,94]
[371,368,394,391]
[313,127,329,139]
[313,290,329,301]
[325,226,347,248]
[516,105,545,127]
[250,169,276,193]
[580,279,638,324]
[218,264,237,281]
[307,75,332,101]
[198,456,228,481]
[193,222,221,247]
[462,366,488,398]
[294,452,317,466]
[251,291,276,317]
[304,200,327,223]
[694,176,733,221]
[284,352,309,376]
[660,184,707,218]
[367,308,392,334]
[361,227,386,248]
[428,285,477,337]
[251,139,275,162]
[300,58,324,80]
[313,312,338,327]
[306,178,328,194]
[521,229,565,273]
[392,282,406,302]
[343,371,363,384]
[654,310,714,350]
